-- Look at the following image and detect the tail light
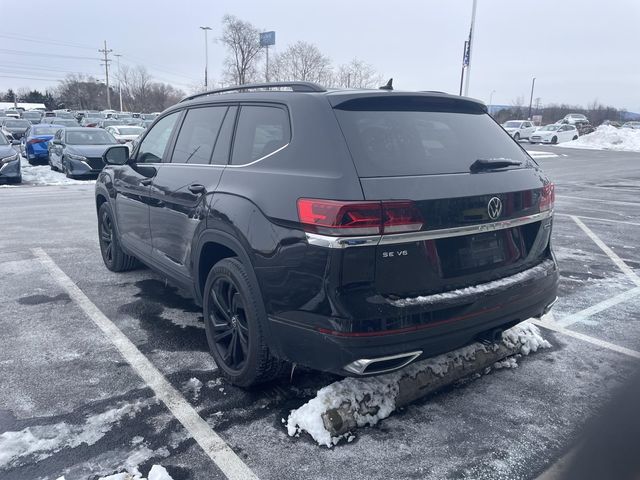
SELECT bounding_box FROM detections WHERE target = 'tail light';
[28,138,47,144]
[539,183,555,211]
[297,199,423,236]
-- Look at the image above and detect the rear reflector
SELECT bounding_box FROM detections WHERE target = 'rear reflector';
[539,183,555,211]
[297,199,423,236]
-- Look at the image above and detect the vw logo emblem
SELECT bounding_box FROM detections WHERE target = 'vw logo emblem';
[487,197,503,220]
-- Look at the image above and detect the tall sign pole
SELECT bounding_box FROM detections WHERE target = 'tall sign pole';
[260,31,276,83]
[528,77,536,120]
[99,40,113,109]
[463,0,478,97]
[114,53,123,112]
[200,26,212,89]
[459,40,469,96]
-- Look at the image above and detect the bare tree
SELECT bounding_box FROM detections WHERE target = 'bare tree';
[333,58,383,89]
[57,74,112,110]
[220,15,263,85]
[269,41,332,85]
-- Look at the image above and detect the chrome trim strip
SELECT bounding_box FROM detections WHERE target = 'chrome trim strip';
[304,232,381,249]
[343,350,423,375]
[305,210,553,248]
[378,209,553,245]
[225,142,290,168]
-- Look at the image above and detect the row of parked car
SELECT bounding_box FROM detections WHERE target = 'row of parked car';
[0,108,159,141]
[502,113,639,144]
[0,108,156,184]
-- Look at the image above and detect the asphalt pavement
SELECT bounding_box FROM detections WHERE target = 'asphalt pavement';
[1,144,639,479]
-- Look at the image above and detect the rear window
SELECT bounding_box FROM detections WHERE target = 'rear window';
[5,120,29,128]
[32,127,60,136]
[334,96,531,177]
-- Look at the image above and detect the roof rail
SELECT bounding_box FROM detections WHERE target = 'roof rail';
[180,81,326,103]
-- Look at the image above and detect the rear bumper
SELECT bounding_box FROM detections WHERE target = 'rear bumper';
[267,258,559,375]
[26,144,50,161]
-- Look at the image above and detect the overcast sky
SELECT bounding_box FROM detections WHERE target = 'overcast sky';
[1,0,638,111]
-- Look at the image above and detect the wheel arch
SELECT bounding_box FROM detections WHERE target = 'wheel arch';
[193,229,257,307]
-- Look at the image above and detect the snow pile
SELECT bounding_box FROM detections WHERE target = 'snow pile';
[285,321,551,447]
[20,159,95,186]
[0,399,155,468]
[559,125,640,152]
[390,260,555,307]
[57,464,173,480]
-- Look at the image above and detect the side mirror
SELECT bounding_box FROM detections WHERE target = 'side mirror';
[103,145,129,165]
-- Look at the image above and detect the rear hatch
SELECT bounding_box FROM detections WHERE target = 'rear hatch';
[332,94,553,297]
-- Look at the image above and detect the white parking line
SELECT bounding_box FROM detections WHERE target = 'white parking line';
[556,286,640,327]
[530,319,640,360]
[32,248,258,480]
[554,213,640,227]
[571,216,640,287]
[558,195,640,207]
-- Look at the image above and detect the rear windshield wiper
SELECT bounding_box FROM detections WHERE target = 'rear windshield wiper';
[470,158,522,173]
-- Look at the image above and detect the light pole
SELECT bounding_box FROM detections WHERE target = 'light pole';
[528,77,536,120]
[488,89,496,109]
[114,53,123,112]
[463,0,478,97]
[200,26,212,89]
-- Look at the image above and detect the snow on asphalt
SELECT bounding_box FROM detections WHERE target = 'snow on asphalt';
[285,321,551,447]
[0,398,158,469]
[57,464,173,480]
[559,125,640,152]
[19,156,95,186]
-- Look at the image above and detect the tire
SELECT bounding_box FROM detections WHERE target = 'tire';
[514,133,520,141]
[551,136,558,144]
[97,203,138,272]
[203,257,287,387]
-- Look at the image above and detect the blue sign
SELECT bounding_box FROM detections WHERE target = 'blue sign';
[260,31,276,47]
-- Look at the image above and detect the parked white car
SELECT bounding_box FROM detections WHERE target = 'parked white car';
[559,113,588,125]
[502,120,536,140]
[529,124,579,144]
[105,125,144,144]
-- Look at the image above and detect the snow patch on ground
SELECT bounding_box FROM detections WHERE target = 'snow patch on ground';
[182,377,203,400]
[57,464,173,480]
[0,398,156,468]
[389,260,555,307]
[285,321,551,447]
[558,125,640,152]
[16,156,95,186]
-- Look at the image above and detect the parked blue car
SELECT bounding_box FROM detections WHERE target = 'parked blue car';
[20,124,64,165]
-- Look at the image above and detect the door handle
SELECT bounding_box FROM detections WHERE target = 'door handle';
[188,184,206,194]
[140,178,153,186]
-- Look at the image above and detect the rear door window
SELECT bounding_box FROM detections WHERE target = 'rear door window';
[231,105,290,165]
[171,106,227,164]
[334,96,531,177]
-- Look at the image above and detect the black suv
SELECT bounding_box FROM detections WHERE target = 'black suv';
[95,82,558,387]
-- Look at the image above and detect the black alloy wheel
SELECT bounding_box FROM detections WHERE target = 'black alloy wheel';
[208,276,250,372]
[99,209,115,268]
[203,257,287,387]
[97,203,138,272]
